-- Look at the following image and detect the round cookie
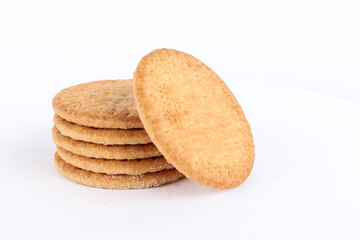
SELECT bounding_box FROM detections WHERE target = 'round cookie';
[52,126,161,160]
[54,153,184,189]
[56,146,174,175]
[54,115,151,145]
[133,49,255,189]
[52,79,143,129]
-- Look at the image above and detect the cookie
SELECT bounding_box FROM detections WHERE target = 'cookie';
[53,115,151,145]
[52,79,143,129]
[54,153,184,189]
[133,49,255,189]
[56,146,173,175]
[52,126,161,160]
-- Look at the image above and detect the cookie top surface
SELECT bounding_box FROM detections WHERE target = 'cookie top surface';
[133,49,255,189]
[52,79,143,129]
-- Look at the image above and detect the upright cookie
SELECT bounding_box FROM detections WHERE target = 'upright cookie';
[54,153,184,189]
[52,126,161,160]
[54,115,151,145]
[56,146,174,175]
[52,79,143,129]
[133,49,255,189]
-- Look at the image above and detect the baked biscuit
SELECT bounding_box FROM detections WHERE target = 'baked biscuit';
[52,80,143,129]
[54,153,184,189]
[52,126,161,160]
[133,49,255,189]
[54,115,151,145]
[56,146,173,175]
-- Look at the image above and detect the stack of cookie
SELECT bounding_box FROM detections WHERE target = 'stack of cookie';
[52,49,255,190]
[52,80,184,189]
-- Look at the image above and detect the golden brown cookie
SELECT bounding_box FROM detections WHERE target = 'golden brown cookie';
[133,49,255,189]
[52,126,161,160]
[54,153,184,189]
[52,79,143,129]
[56,146,173,175]
[53,115,151,145]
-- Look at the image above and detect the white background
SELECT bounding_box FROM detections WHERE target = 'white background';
[0,1,359,239]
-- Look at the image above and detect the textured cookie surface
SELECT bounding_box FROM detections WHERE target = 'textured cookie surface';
[54,115,151,145]
[56,146,173,175]
[133,49,255,189]
[54,153,184,189]
[52,79,143,129]
[52,126,161,160]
